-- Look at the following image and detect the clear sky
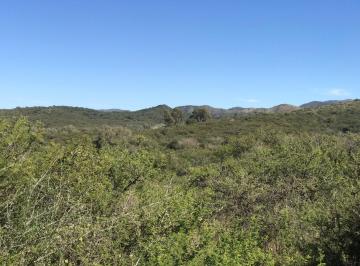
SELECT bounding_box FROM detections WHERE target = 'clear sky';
[0,0,359,110]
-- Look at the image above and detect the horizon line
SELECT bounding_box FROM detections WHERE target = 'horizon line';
[0,98,354,112]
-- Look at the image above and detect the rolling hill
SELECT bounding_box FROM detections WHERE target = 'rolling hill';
[0,100,357,129]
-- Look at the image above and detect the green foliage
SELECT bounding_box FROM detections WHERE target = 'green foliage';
[188,108,212,123]
[0,105,172,129]
[1,102,360,265]
[164,108,185,127]
[171,108,185,125]
[164,109,176,126]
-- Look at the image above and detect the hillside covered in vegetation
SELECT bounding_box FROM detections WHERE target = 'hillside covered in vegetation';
[1,100,360,265]
[0,100,355,130]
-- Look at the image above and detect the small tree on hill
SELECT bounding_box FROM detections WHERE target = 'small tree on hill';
[164,108,184,126]
[171,108,184,125]
[164,110,175,126]
[189,108,211,123]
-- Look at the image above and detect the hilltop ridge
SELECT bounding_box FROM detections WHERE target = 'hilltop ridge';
[0,99,357,129]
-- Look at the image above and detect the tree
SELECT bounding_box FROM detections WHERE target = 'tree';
[171,108,184,125]
[164,108,184,126]
[164,110,175,126]
[189,108,211,123]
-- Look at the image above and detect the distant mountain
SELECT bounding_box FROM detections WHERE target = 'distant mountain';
[270,104,299,113]
[98,109,128,112]
[176,103,299,117]
[0,100,355,129]
[300,100,351,108]
[131,104,172,121]
[176,105,229,117]
[194,100,351,115]
[0,105,171,129]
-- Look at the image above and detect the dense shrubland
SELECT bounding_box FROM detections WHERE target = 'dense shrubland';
[1,102,360,265]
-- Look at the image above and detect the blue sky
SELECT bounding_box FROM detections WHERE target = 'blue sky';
[0,0,359,110]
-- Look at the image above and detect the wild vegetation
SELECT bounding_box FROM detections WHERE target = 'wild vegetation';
[1,101,360,265]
